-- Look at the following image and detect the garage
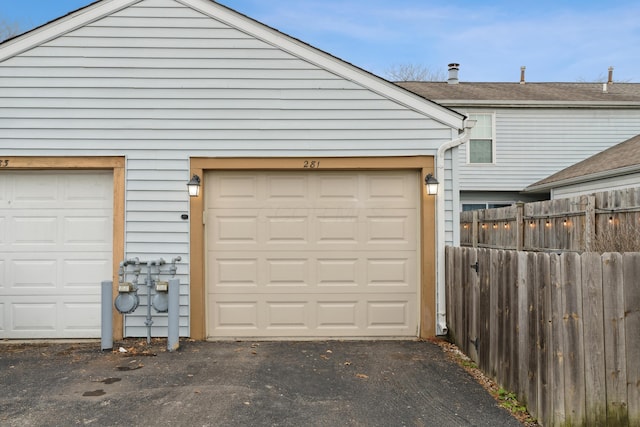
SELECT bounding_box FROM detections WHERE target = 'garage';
[0,170,113,339]
[205,169,419,338]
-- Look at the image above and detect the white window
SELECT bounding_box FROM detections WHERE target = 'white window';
[462,202,512,212]
[467,113,495,164]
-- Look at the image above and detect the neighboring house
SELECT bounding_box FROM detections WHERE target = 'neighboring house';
[0,0,467,340]
[396,64,640,212]
[525,133,640,198]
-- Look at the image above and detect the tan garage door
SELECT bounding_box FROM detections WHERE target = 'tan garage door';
[0,171,113,339]
[205,170,419,338]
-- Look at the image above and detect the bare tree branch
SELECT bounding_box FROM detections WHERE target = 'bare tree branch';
[384,64,446,82]
[1,18,22,43]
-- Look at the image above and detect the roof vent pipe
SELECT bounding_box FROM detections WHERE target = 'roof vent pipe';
[520,66,526,84]
[607,66,614,85]
[447,63,460,84]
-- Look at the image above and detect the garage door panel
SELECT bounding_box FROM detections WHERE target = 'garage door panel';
[317,300,358,329]
[3,212,111,252]
[2,254,111,292]
[11,302,57,332]
[8,172,112,209]
[265,175,310,202]
[367,300,414,329]
[316,215,359,244]
[365,210,417,248]
[63,215,112,246]
[266,258,310,287]
[209,256,259,288]
[316,174,359,202]
[265,214,310,244]
[366,174,417,205]
[266,301,310,330]
[10,259,57,288]
[0,171,112,339]
[12,216,58,246]
[366,256,416,288]
[62,301,101,332]
[208,295,416,337]
[206,170,419,338]
[209,298,259,331]
[62,259,112,288]
[209,213,259,245]
[316,257,360,287]
[212,175,260,204]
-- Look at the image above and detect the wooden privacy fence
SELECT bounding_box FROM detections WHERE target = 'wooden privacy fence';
[445,246,640,427]
[460,187,640,252]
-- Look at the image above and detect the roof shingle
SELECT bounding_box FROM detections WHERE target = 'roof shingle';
[395,82,640,103]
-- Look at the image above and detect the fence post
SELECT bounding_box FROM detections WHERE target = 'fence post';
[516,202,525,251]
[472,210,479,248]
[584,195,596,252]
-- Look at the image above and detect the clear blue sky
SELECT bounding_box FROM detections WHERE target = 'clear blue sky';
[1,0,638,82]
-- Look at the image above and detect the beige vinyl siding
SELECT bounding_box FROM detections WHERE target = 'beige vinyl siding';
[0,0,459,337]
[458,108,640,191]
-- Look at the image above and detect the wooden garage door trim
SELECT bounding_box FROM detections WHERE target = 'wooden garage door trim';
[2,156,126,339]
[189,157,436,339]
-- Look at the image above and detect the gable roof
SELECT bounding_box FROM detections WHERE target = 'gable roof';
[395,81,640,107]
[525,134,640,192]
[0,0,465,129]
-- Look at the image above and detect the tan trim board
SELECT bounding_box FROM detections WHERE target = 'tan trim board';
[189,156,437,339]
[1,156,126,340]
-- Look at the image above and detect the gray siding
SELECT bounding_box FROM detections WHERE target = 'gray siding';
[552,173,640,198]
[0,0,457,337]
[458,108,640,191]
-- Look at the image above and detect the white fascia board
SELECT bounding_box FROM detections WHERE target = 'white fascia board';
[436,100,640,109]
[0,0,142,62]
[180,0,465,130]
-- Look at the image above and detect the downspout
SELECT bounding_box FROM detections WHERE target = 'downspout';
[434,118,475,335]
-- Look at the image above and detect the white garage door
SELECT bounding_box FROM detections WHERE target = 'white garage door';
[0,171,113,339]
[206,170,419,338]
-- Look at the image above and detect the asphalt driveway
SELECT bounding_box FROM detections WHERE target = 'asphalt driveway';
[0,339,523,426]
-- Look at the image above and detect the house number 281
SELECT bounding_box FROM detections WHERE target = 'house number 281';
[303,160,320,168]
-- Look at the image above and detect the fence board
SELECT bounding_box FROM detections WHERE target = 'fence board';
[445,246,640,426]
[454,246,463,345]
[549,254,566,425]
[445,246,454,340]
[537,253,552,427]
[489,250,500,379]
[581,252,607,426]
[460,187,640,252]
[516,251,530,404]
[461,247,470,356]
[526,252,539,419]
[623,252,640,426]
[468,248,479,363]
[561,252,586,424]
[497,250,507,386]
[507,250,518,394]
[479,249,491,374]
[601,252,628,425]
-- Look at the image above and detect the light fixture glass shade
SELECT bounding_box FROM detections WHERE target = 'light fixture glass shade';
[425,173,438,195]
[187,174,201,197]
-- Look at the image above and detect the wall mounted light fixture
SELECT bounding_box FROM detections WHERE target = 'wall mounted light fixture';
[425,173,439,195]
[187,174,201,197]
